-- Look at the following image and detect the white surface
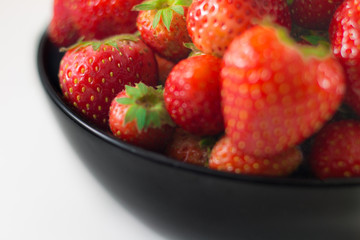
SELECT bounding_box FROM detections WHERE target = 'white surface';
[0,1,165,240]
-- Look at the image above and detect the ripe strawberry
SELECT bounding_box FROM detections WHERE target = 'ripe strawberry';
[289,0,344,30]
[49,0,143,47]
[310,120,360,179]
[209,136,303,177]
[165,128,214,166]
[186,0,291,57]
[329,0,360,116]
[155,54,175,85]
[48,0,79,47]
[221,25,345,157]
[58,34,158,129]
[73,0,143,40]
[133,0,192,62]
[109,83,175,151]
[164,54,224,136]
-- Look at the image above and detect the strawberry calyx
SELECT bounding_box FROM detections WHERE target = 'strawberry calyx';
[116,82,175,131]
[300,34,329,46]
[133,0,192,31]
[60,33,140,52]
[184,42,205,57]
[276,25,330,59]
[199,136,218,162]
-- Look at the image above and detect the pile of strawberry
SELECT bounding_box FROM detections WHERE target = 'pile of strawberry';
[50,0,360,180]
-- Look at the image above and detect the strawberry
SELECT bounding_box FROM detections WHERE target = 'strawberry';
[221,25,345,158]
[289,0,344,30]
[133,0,192,62]
[48,0,79,47]
[209,136,303,177]
[165,128,214,166]
[49,0,143,47]
[73,0,143,40]
[109,83,175,151]
[310,120,360,179]
[186,0,292,57]
[155,54,175,85]
[164,54,224,136]
[329,0,360,116]
[58,34,158,129]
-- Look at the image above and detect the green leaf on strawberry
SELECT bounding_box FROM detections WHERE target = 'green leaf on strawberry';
[275,26,330,58]
[116,82,175,131]
[183,42,204,57]
[60,34,140,53]
[110,84,175,151]
[160,8,173,31]
[125,84,143,99]
[153,10,163,29]
[301,34,329,46]
[170,5,184,15]
[132,1,159,10]
[133,0,192,31]
[116,98,135,105]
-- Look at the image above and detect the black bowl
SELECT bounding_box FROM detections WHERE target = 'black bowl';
[37,30,360,240]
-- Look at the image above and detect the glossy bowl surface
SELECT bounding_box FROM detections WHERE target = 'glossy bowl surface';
[37,30,360,240]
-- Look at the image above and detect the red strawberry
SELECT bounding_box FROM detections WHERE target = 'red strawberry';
[186,0,291,57]
[58,34,158,129]
[49,0,143,47]
[164,54,224,136]
[209,136,303,177]
[329,0,360,115]
[221,25,345,157]
[310,120,360,179]
[133,0,192,62]
[109,83,175,151]
[165,128,214,166]
[73,0,142,40]
[289,0,344,30]
[48,0,79,47]
[155,54,175,85]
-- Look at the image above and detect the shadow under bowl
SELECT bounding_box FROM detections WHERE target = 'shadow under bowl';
[37,30,360,240]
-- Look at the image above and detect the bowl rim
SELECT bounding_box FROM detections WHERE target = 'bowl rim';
[37,30,360,188]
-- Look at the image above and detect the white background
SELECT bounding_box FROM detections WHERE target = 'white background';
[0,1,165,239]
